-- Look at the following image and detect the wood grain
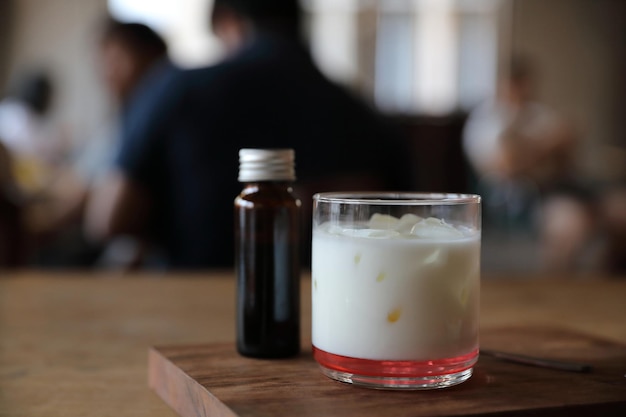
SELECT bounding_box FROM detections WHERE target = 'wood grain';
[149,328,626,417]
[1,271,625,416]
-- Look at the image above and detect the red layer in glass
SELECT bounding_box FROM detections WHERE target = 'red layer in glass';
[313,346,478,377]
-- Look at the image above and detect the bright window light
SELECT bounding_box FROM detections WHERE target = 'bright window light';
[373,0,500,114]
[108,0,222,68]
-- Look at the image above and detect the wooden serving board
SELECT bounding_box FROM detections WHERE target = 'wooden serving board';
[148,328,626,417]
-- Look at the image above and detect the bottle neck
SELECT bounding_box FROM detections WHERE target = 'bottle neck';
[241,181,294,193]
[242,180,293,187]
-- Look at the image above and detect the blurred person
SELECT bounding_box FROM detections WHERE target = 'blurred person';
[0,70,77,265]
[0,71,69,195]
[74,19,176,188]
[63,20,178,268]
[86,0,411,268]
[463,56,594,272]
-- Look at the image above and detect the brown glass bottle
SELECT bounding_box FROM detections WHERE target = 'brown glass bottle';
[234,150,301,358]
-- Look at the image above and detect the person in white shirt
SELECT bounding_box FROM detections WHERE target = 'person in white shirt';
[463,57,594,272]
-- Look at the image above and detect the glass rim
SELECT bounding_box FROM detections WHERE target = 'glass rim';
[313,192,481,205]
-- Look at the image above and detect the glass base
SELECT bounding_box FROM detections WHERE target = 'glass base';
[313,346,477,390]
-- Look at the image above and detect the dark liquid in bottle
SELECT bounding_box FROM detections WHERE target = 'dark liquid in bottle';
[235,183,300,358]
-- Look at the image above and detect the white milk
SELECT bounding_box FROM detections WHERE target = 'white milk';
[312,216,480,361]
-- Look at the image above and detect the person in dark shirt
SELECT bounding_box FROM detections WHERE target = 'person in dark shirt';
[86,0,412,268]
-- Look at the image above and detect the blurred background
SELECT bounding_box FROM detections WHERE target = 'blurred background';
[0,0,624,274]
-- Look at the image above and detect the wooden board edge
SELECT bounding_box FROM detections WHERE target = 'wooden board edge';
[148,346,239,417]
[477,400,626,417]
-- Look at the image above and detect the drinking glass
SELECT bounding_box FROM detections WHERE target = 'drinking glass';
[311,193,481,389]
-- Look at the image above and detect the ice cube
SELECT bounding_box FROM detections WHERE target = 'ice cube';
[368,213,399,229]
[423,248,442,264]
[395,213,422,233]
[342,228,399,239]
[457,225,478,237]
[410,217,463,239]
[325,224,344,235]
[423,217,447,226]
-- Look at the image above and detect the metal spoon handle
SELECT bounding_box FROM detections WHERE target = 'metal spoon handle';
[481,349,593,373]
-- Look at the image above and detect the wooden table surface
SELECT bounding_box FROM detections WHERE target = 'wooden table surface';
[1,270,625,416]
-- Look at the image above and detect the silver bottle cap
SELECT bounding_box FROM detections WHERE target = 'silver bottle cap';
[238,148,296,182]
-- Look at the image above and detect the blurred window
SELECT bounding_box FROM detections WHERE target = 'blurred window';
[305,0,359,85]
[108,0,223,68]
[110,0,501,114]
[374,7,414,112]
[306,0,501,115]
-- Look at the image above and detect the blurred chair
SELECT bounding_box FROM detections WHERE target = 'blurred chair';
[0,141,26,267]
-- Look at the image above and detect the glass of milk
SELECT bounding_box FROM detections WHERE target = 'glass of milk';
[312,193,481,389]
